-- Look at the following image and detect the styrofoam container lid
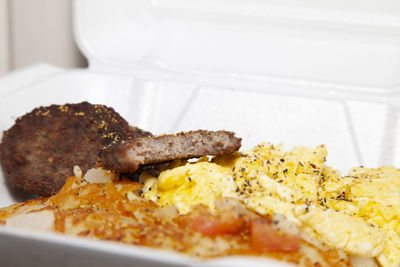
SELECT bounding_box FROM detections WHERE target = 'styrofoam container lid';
[75,0,400,89]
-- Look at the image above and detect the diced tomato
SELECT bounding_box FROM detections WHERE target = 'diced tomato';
[190,216,220,235]
[250,218,299,252]
[190,215,245,236]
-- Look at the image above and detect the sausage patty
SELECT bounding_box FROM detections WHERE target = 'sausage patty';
[99,130,242,173]
[0,102,142,196]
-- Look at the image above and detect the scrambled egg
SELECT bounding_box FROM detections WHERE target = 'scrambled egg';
[143,143,400,267]
[142,159,236,213]
[324,166,400,267]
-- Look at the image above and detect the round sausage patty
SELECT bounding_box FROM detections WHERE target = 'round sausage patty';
[0,102,139,196]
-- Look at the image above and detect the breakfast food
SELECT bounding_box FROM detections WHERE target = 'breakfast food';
[2,102,399,266]
[0,102,146,196]
[129,126,153,139]
[0,173,352,267]
[99,130,242,173]
[2,141,396,266]
[142,143,398,266]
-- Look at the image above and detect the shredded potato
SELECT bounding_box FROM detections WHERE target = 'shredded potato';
[0,175,352,266]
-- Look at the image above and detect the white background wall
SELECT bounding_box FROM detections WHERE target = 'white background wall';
[0,0,87,77]
[0,0,9,75]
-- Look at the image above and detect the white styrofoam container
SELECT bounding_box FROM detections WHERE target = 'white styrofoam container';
[2,0,400,266]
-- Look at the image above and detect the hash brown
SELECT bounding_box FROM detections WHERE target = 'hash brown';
[0,175,352,267]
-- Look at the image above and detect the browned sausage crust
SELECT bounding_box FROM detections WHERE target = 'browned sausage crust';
[99,130,242,173]
[0,102,140,196]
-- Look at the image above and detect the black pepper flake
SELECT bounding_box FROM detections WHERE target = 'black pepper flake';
[335,192,352,202]
[283,169,288,174]
[277,180,283,183]
[310,163,317,169]
[188,177,192,182]
[148,187,152,191]
[280,159,285,162]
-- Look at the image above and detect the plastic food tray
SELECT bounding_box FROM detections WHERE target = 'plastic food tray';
[1,0,400,266]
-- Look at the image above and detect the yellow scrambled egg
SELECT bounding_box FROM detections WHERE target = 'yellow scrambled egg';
[143,143,400,267]
[324,166,400,267]
[142,159,237,213]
